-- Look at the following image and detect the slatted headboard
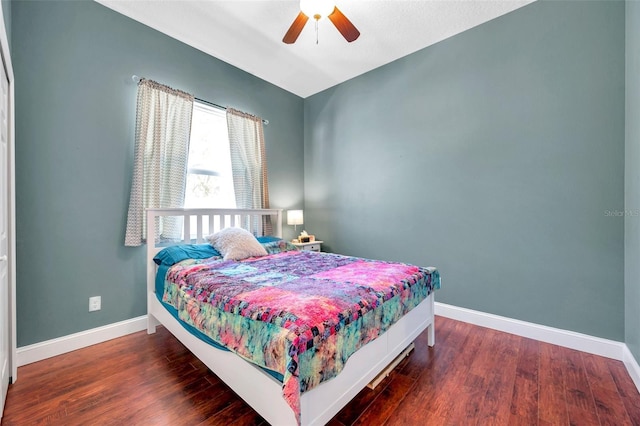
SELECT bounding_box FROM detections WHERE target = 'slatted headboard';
[146,208,283,294]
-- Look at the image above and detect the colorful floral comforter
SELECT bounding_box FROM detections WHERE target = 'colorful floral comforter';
[161,249,440,423]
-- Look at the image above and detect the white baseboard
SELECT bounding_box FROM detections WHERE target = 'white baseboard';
[16,316,148,369]
[14,305,640,397]
[435,302,625,360]
[435,302,640,394]
[624,345,640,391]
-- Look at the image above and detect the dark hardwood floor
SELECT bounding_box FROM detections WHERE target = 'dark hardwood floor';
[3,316,640,425]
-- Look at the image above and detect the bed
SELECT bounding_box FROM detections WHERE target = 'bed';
[146,208,440,425]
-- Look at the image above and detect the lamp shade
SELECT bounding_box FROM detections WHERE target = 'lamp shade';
[287,210,304,226]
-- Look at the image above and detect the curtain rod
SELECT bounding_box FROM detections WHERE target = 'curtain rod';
[131,75,269,125]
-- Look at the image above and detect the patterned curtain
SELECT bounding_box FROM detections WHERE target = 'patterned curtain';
[124,79,194,246]
[226,108,272,234]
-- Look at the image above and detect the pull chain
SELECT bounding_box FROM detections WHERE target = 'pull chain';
[313,14,320,44]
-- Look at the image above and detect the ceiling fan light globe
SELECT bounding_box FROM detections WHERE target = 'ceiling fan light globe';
[300,0,335,20]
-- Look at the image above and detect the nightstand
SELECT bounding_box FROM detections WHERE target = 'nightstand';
[292,241,323,252]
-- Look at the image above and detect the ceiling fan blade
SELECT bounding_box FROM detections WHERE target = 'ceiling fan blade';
[283,11,309,44]
[328,6,360,42]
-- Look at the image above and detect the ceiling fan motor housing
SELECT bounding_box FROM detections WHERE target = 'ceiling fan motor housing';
[300,0,335,20]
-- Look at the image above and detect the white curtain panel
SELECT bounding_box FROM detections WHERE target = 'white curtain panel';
[226,108,272,234]
[124,79,194,246]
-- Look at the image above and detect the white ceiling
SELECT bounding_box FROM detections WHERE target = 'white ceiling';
[97,0,535,98]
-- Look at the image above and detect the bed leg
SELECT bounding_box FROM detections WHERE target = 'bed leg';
[148,314,159,334]
[427,322,435,347]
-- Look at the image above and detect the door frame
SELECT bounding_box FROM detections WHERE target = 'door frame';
[0,5,17,383]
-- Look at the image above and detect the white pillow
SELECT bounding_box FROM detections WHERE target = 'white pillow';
[208,227,268,261]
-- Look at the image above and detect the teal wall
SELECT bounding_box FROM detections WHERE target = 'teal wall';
[7,0,633,348]
[626,0,640,361]
[304,0,625,340]
[11,0,304,346]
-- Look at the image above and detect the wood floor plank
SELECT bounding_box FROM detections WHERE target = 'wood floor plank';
[607,358,640,425]
[3,318,640,426]
[226,405,266,426]
[396,316,453,380]
[386,319,474,425]
[508,338,539,424]
[351,373,414,425]
[333,376,387,425]
[64,375,190,425]
[538,342,570,424]
[562,346,602,425]
[112,372,227,425]
[582,353,633,425]
[437,323,488,424]
[474,331,520,425]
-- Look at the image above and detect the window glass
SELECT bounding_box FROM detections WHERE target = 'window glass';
[184,102,236,209]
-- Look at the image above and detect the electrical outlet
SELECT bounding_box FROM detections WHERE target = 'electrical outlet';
[89,296,101,312]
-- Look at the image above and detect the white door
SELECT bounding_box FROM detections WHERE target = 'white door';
[0,51,9,416]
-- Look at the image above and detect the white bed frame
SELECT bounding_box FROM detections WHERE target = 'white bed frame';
[146,208,435,425]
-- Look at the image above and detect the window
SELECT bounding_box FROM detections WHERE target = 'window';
[125,79,269,246]
[184,102,236,209]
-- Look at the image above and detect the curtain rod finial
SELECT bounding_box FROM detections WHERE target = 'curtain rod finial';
[132,75,141,84]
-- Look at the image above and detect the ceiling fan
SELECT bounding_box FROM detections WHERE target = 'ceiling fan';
[283,0,360,44]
